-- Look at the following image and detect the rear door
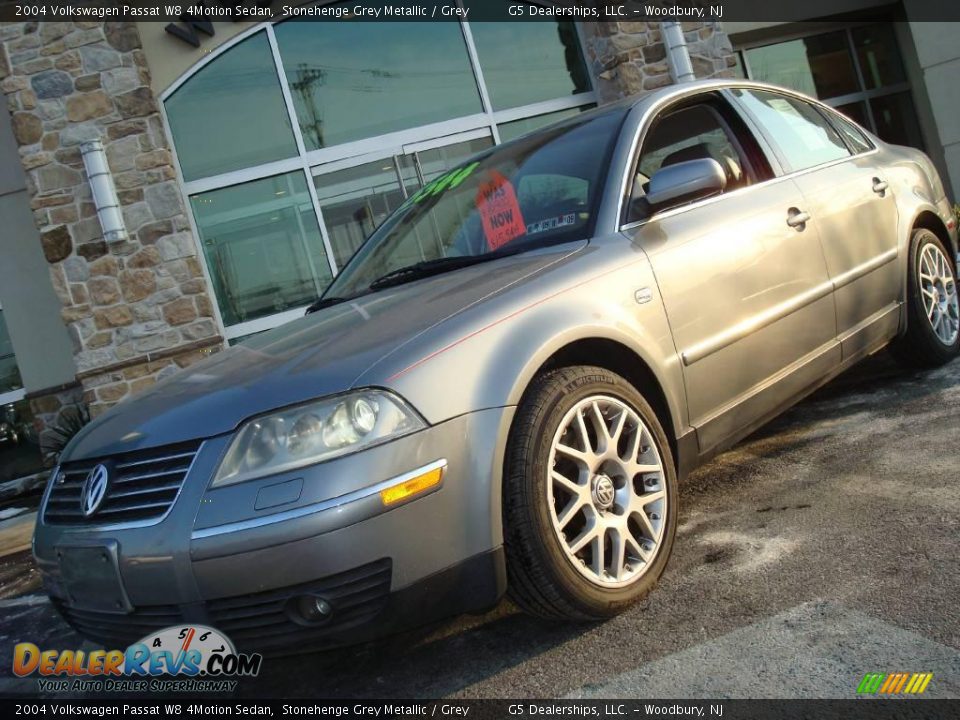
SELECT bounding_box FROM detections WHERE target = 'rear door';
[731,89,901,358]
[622,93,840,454]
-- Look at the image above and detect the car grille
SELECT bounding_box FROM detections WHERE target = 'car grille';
[53,559,393,652]
[51,599,184,647]
[43,440,202,526]
[207,558,392,652]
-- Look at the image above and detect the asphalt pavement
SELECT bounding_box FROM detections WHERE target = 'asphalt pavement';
[1,353,958,699]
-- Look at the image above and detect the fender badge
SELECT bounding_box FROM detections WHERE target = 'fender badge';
[635,288,653,305]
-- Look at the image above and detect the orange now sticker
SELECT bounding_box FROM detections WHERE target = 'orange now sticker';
[476,171,526,251]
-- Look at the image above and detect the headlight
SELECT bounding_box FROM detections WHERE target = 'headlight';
[211,390,426,487]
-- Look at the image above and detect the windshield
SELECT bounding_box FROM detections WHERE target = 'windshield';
[324,108,627,299]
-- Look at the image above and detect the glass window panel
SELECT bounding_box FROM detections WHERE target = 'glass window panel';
[734,89,850,172]
[835,101,870,129]
[191,172,333,327]
[731,51,747,79]
[165,32,298,182]
[744,31,859,99]
[0,310,23,395]
[826,109,874,154]
[274,11,482,151]
[313,158,415,270]
[466,16,590,110]
[327,109,627,299]
[852,24,906,90]
[498,105,595,143]
[871,92,924,149]
[415,137,493,183]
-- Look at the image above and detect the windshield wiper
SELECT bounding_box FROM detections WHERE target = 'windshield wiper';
[304,296,350,315]
[369,252,519,291]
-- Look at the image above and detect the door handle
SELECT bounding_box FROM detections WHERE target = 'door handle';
[872,177,889,195]
[786,208,810,229]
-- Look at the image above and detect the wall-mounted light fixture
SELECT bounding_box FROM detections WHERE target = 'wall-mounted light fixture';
[79,139,127,243]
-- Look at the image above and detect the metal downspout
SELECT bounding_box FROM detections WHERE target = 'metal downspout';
[662,22,696,83]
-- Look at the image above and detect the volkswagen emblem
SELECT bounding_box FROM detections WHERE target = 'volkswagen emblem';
[81,464,110,517]
[591,474,616,511]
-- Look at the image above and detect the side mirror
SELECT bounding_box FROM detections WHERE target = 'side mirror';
[645,158,727,211]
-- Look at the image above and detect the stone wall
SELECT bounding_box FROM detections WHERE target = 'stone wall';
[0,21,224,418]
[582,21,737,102]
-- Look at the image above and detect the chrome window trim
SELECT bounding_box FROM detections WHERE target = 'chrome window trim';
[191,458,448,540]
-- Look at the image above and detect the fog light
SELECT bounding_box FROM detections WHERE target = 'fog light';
[295,595,333,625]
[379,463,445,506]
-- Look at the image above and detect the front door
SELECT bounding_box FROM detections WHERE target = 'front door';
[622,95,840,454]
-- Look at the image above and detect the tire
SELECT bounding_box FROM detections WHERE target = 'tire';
[503,365,678,620]
[891,228,960,368]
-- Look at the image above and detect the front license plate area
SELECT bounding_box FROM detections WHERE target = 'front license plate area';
[57,543,132,614]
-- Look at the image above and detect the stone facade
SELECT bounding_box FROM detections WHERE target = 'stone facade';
[0,21,224,418]
[582,21,737,102]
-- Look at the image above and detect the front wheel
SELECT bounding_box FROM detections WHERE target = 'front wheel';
[503,366,677,620]
[892,228,960,367]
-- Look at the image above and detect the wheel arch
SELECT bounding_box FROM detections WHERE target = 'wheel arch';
[913,210,957,264]
[510,336,681,474]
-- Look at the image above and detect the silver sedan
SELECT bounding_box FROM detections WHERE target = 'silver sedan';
[34,80,958,653]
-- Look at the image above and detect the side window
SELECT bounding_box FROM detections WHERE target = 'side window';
[827,109,874,154]
[628,102,756,223]
[733,89,851,172]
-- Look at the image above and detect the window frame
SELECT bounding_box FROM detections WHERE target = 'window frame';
[729,88,855,175]
[616,84,883,233]
[620,92,770,226]
[159,19,597,341]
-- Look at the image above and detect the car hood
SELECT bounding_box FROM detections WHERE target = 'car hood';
[65,245,583,461]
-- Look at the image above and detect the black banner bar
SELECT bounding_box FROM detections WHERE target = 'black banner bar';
[1,699,960,719]
[2,0,960,22]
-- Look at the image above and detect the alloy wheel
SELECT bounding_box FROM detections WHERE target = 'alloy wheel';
[919,242,960,346]
[547,395,667,588]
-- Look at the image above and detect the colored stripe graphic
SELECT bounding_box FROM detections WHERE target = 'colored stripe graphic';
[858,672,933,695]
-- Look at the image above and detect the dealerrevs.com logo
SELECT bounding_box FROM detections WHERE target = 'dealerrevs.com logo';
[13,625,262,693]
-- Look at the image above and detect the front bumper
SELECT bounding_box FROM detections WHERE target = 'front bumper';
[33,406,513,654]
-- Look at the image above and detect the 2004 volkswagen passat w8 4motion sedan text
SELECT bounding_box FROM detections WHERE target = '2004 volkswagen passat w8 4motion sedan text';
[35,81,958,653]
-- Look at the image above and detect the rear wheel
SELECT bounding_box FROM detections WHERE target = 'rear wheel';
[503,366,677,620]
[892,228,960,367]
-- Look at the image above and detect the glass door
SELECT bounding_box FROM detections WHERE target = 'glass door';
[312,131,494,271]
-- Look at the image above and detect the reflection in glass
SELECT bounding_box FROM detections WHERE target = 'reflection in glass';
[191,173,333,326]
[466,17,590,110]
[734,90,850,172]
[313,158,417,270]
[415,137,493,183]
[0,310,23,395]
[498,106,594,143]
[835,101,870,129]
[165,32,298,182]
[274,13,482,151]
[852,24,906,90]
[744,31,858,100]
[313,138,494,268]
[871,92,924,149]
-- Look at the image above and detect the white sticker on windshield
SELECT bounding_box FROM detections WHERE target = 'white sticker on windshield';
[526,213,576,236]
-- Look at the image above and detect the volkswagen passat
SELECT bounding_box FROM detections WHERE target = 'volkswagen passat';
[35,81,958,653]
